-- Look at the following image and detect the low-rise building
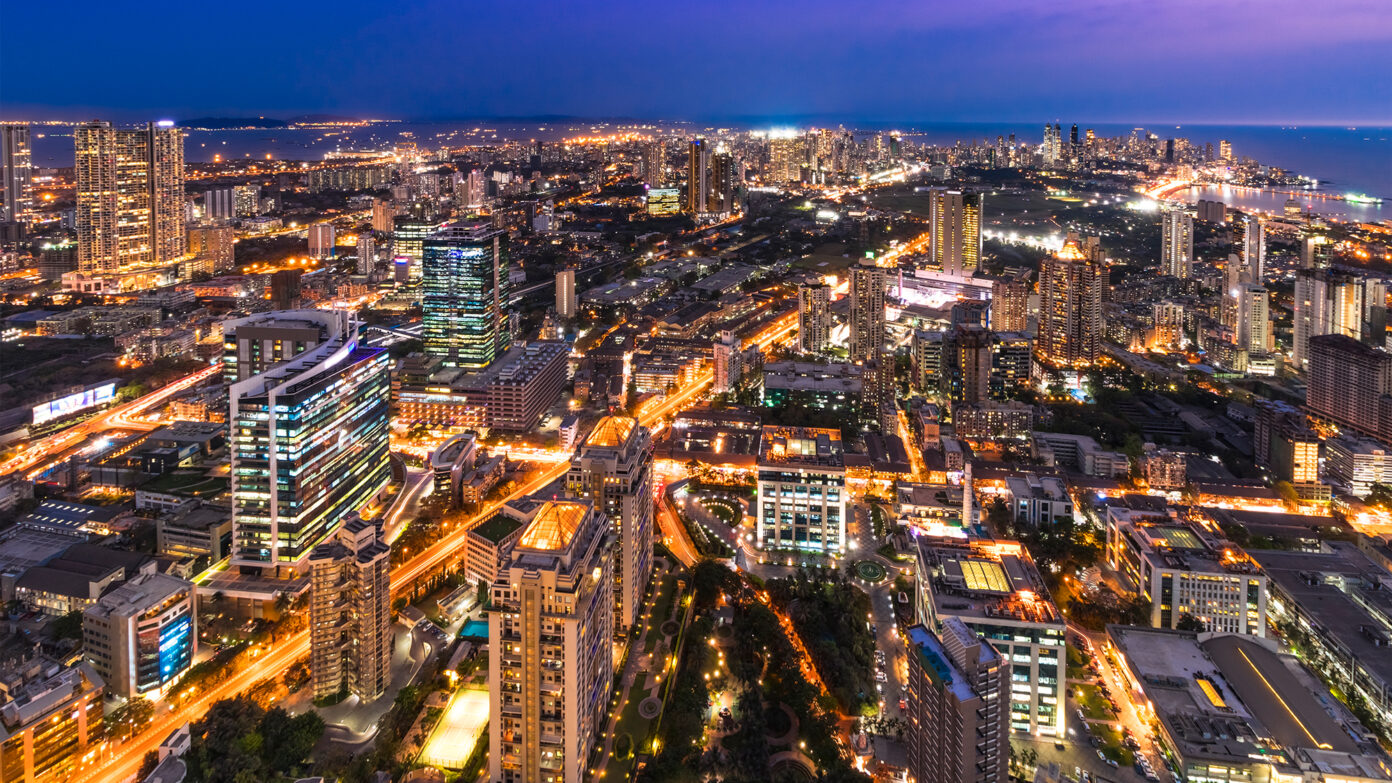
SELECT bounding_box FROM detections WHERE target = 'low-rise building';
[157,504,233,563]
[1002,473,1073,527]
[1105,507,1267,636]
[465,513,526,586]
[951,400,1033,441]
[1326,435,1392,500]
[0,660,106,783]
[761,361,861,411]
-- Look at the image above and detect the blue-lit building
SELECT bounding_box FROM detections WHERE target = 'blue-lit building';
[229,316,390,575]
[422,223,511,368]
[83,571,196,699]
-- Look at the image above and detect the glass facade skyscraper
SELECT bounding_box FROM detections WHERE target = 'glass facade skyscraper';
[423,223,512,368]
[229,323,390,574]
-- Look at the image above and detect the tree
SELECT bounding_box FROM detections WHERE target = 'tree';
[1176,614,1207,633]
[51,610,84,640]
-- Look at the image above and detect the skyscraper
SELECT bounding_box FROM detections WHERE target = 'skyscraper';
[768,134,804,183]
[942,326,992,404]
[555,268,577,319]
[1161,207,1194,278]
[686,138,709,213]
[906,619,1008,783]
[1036,241,1103,367]
[850,262,889,362]
[928,188,983,276]
[1234,284,1271,355]
[1234,215,1264,284]
[566,415,653,632]
[1293,269,1386,372]
[1307,334,1392,441]
[356,233,375,275]
[489,500,613,783]
[989,277,1029,333]
[797,282,831,354]
[710,149,736,215]
[229,314,390,575]
[392,215,447,284]
[307,222,335,259]
[1,123,33,221]
[221,310,348,382]
[422,223,512,368]
[1219,139,1233,161]
[308,515,392,702]
[75,121,187,273]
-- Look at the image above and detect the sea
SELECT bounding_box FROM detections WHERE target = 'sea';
[26,119,1392,220]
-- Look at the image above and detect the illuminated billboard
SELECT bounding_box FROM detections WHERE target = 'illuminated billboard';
[32,382,116,426]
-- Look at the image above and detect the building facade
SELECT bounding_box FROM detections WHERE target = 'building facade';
[757,426,846,553]
[906,619,1008,783]
[308,516,392,701]
[75,121,187,273]
[422,223,512,368]
[82,572,196,699]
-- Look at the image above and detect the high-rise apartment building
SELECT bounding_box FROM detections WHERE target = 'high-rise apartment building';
[850,262,889,363]
[229,317,390,575]
[1219,139,1233,161]
[75,121,187,273]
[1036,241,1103,368]
[1234,284,1271,355]
[356,234,375,275]
[1233,215,1264,284]
[371,197,395,232]
[555,269,577,319]
[233,184,261,217]
[1293,269,1386,372]
[641,139,665,187]
[422,223,512,368]
[768,134,804,183]
[713,331,741,394]
[307,222,335,259]
[757,426,846,553]
[1161,207,1194,278]
[928,189,983,276]
[204,187,236,221]
[308,515,392,701]
[1152,300,1185,348]
[686,138,710,214]
[82,572,196,699]
[1,123,33,221]
[187,224,235,274]
[797,282,831,354]
[566,416,653,632]
[906,619,1008,783]
[489,500,613,783]
[989,277,1029,333]
[710,150,736,215]
[1307,334,1392,441]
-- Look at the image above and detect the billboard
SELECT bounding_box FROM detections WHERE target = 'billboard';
[32,382,116,426]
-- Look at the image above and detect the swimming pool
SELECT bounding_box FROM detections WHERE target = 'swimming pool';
[458,619,488,639]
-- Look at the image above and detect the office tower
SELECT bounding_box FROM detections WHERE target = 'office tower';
[82,572,196,698]
[916,539,1066,737]
[1293,269,1385,371]
[489,500,613,783]
[229,315,390,575]
[797,282,831,354]
[307,222,335,259]
[850,262,888,362]
[1307,335,1392,440]
[422,223,512,368]
[392,215,447,283]
[567,416,653,632]
[941,326,992,404]
[204,186,235,221]
[757,426,847,553]
[928,188,983,276]
[906,619,1008,783]
[1235,284,1271,355]
[308,515,392,701]
[1160,207,1194,278]
[990,278,1028,332]
[1069,123,1079,147]
[356,234,375,275]
[1,123,33,221]
[641,139,665,187]
[187,224,235,274]
[221,310,348,382]
[75,121,187,273]
[555,269,577,319]
[711,150,736,215]
[1234,215,1264,283]
[1036,241,1103,367]
[1219,139,1233,161]
[686,138,710,213]
[0,661,105,783]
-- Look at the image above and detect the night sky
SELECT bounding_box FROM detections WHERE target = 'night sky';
[3,0,1388,124]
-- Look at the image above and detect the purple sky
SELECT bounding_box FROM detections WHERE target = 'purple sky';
[2,0,1388,123]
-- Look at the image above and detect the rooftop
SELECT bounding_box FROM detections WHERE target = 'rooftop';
[85,572,191,619]
[585,415,637,449]
[518,501,589,552]
[759,426,844,468]
[470,514,525,545]
[919,538,1061,625]
[907,624,976,701]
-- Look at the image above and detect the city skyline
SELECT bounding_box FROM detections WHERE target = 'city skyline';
[3,1,1390,125]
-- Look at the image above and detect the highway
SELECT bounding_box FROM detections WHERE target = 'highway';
[1,363,223,481]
